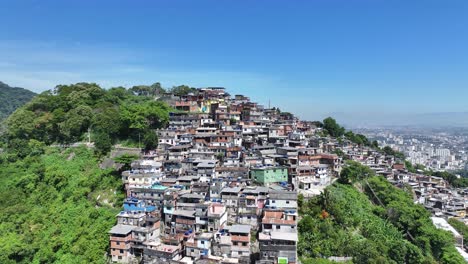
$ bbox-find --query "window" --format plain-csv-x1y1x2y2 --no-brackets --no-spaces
276,225,280,229
286,201,290,204
116,242,120,245
201,241,205,244
120,250,124,254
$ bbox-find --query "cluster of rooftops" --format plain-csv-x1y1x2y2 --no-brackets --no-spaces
108,87,463,263
107,87,347,264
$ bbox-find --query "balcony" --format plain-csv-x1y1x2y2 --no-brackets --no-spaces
132,236,146,242
259,244,296,252
176,218,195,225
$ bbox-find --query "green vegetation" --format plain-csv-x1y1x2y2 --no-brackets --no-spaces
322,117,376,147
0,82,186,263
323,117,345,138
448,218,468,244
129,82,166,96
433,171,468,188
169,85,198,96
404,161,468,188
382,145,406,160
4,83,171,156
338,160,374,184
333,148,345,159
299,162,464,263
113,154,139,171
0,81,36,122
0,146,124,263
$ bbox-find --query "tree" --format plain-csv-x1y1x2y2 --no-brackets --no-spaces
6,108,36,140
339,161,375,184
143,130,158,150
323,117,345,138
4,82,172,156
94,132,112,155
92,107,122,137
58,105,93,144
333,148,345,159
150,82,166,95
170,85,197,96
382,146,405,160
114,154,139,171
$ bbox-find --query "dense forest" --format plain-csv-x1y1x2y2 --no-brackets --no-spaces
0,146,124,263
0,82,179,263
298,161,464,264
3,83,173,157
0,81,36,122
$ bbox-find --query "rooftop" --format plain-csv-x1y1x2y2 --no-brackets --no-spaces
228,224,251,234
109,224,134,235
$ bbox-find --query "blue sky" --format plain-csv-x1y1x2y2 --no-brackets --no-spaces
1,0,468,123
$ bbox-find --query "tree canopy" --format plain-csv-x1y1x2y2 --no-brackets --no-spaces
322,117,375,147
0,146,124,263
382,146,406,160
323,117,345,138
4,83,172,155
169,85,198,96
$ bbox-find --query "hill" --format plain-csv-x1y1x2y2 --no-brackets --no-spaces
0,81,36,122
0,146,124,263
299,161,464,264
0,82,172,263
3,82,171,156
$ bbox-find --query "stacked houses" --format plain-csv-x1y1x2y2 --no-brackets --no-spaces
109,87,342,264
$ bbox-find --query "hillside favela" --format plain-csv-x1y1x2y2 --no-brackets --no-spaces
2,1,468,264
1,83,468,264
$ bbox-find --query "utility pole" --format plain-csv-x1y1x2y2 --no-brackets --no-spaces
139,132,141,150
88,126,91,144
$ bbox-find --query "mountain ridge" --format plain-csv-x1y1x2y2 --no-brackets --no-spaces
0,81,37,122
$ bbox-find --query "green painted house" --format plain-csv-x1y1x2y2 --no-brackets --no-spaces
250,166,288,184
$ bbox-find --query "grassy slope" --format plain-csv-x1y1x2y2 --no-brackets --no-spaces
0,146,124,264
299,178,464,264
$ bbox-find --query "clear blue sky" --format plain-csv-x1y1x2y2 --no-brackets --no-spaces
1,0,468,122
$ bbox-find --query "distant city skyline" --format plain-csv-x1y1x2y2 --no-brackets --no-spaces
1,0,468,124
